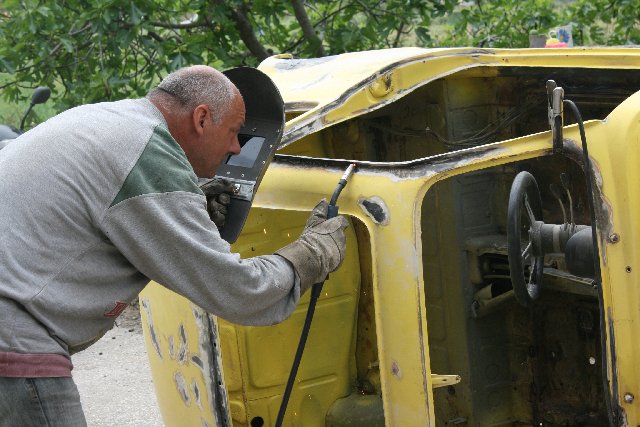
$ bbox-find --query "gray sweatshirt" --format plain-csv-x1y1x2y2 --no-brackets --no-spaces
0,98,298,370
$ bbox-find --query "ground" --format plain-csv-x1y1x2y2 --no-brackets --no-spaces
71,303,164,427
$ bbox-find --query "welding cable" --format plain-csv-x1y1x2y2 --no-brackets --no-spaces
275,163,356,427
564,99,617,424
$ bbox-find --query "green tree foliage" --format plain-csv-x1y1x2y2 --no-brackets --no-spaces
567,0,640,46
0,0,444,108
435,0,558,47
1,0,638,111
434,0,640,48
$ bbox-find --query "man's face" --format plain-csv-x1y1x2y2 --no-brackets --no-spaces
196,94,245,177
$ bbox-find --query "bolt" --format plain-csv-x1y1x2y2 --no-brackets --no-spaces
471,300,480,317
624,393,634,403
609,233,620,243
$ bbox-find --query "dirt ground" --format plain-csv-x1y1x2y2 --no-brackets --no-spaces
71,303,164,427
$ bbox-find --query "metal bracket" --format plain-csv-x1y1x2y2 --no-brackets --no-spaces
431,374,462,389
546,80,565,153
230,178,256,202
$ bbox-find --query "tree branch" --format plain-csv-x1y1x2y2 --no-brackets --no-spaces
149,19,207,30
69,22,92,36
290,0,325,56
0,80,18,90
353,0,386,21
211,0,269,61
147,30,165,43
392,22,405,48
283,1,352,53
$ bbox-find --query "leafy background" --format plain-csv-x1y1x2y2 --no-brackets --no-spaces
1,0,638,126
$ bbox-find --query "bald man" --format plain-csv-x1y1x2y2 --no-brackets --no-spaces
0,65,348,426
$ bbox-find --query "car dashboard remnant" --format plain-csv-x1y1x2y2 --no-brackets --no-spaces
139,47,640,426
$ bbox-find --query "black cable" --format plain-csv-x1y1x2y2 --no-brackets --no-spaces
275,164,356,427
563,101,600,277
564,99,617,425
274,282,323,427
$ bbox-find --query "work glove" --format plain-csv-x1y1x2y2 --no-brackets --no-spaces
200,178,236,229
275,199,349,294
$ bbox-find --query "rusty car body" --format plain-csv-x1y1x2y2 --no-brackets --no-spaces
139,47,640,426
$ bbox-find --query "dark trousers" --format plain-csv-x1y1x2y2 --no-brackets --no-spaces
0,377,86,427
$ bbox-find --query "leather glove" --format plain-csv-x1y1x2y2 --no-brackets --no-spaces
200,178,235,228
275,199,349,294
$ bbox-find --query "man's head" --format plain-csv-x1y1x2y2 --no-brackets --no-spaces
148,65,245,178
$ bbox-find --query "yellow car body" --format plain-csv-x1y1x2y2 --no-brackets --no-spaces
140,47,640,426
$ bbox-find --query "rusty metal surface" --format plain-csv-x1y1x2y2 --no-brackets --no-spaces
141,47,640,425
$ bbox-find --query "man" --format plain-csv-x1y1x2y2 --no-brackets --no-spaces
0,65,348,426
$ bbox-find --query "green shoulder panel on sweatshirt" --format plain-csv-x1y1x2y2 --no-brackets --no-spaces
110,126,203,207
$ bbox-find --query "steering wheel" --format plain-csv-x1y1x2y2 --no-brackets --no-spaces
507,171,545,307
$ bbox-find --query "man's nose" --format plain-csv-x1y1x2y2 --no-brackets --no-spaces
230,136,242,155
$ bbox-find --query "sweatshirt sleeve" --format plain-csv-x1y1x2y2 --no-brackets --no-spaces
99,126,300,326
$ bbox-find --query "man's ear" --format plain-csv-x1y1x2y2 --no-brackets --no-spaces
192,104,209,136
